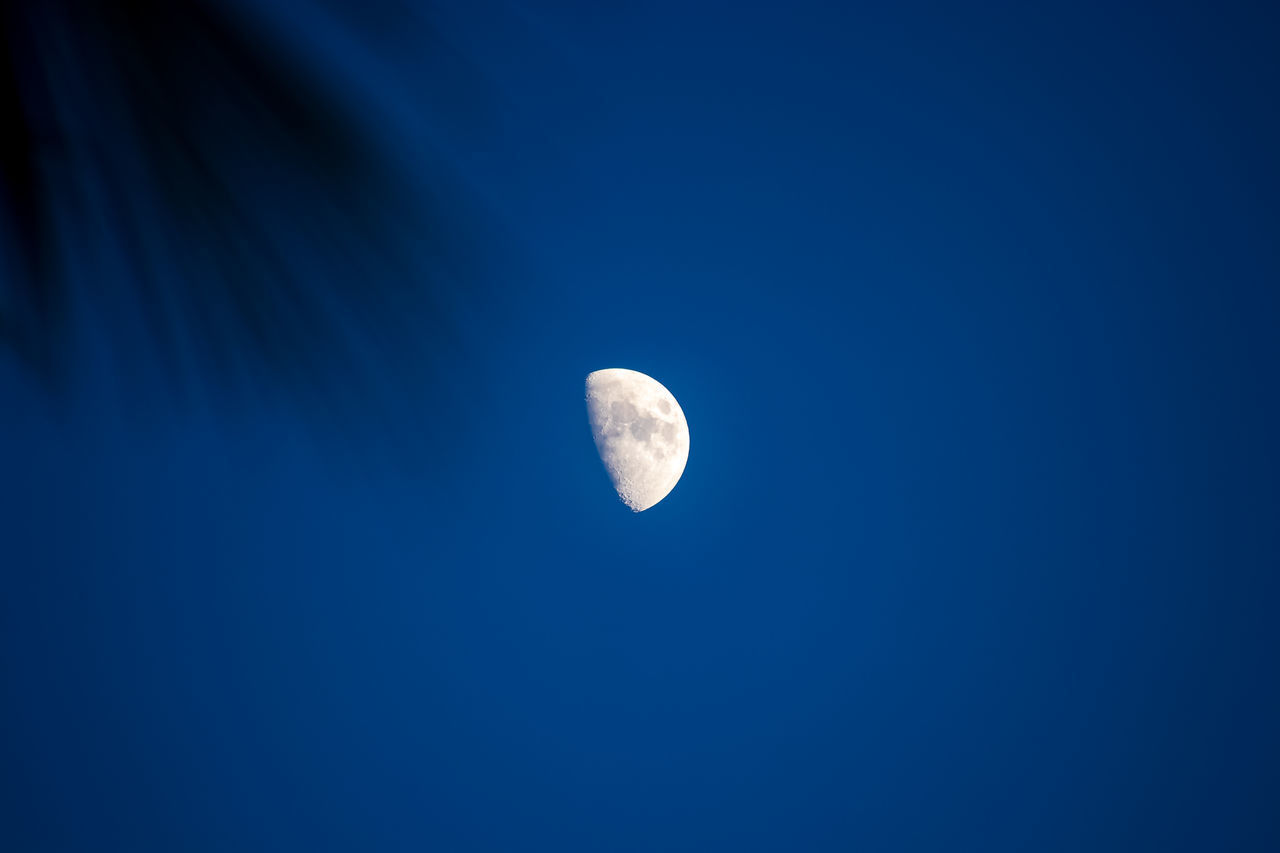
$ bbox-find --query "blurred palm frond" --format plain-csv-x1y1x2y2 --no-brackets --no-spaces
0,0,490,410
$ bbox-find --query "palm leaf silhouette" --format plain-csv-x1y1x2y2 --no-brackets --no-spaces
1,0,490,411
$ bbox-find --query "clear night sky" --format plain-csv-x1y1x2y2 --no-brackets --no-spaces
3,1,1279,850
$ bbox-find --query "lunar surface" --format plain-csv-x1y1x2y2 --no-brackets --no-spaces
585,368,689,512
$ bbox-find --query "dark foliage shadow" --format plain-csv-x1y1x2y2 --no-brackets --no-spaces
1,0,499,440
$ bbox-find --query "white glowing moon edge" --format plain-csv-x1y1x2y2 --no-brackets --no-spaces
585,368,689,512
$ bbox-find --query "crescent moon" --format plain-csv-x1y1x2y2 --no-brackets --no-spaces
585,368,690,512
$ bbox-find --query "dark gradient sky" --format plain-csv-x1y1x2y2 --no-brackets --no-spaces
4,1,1279,850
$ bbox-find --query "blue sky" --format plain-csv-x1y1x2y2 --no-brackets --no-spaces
3,1,1279,850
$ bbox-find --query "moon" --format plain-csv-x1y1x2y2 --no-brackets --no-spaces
585,368,690,512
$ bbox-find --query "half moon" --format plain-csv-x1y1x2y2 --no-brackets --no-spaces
585,368,690,512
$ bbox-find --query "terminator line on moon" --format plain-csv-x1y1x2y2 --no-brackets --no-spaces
586,369,690,512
